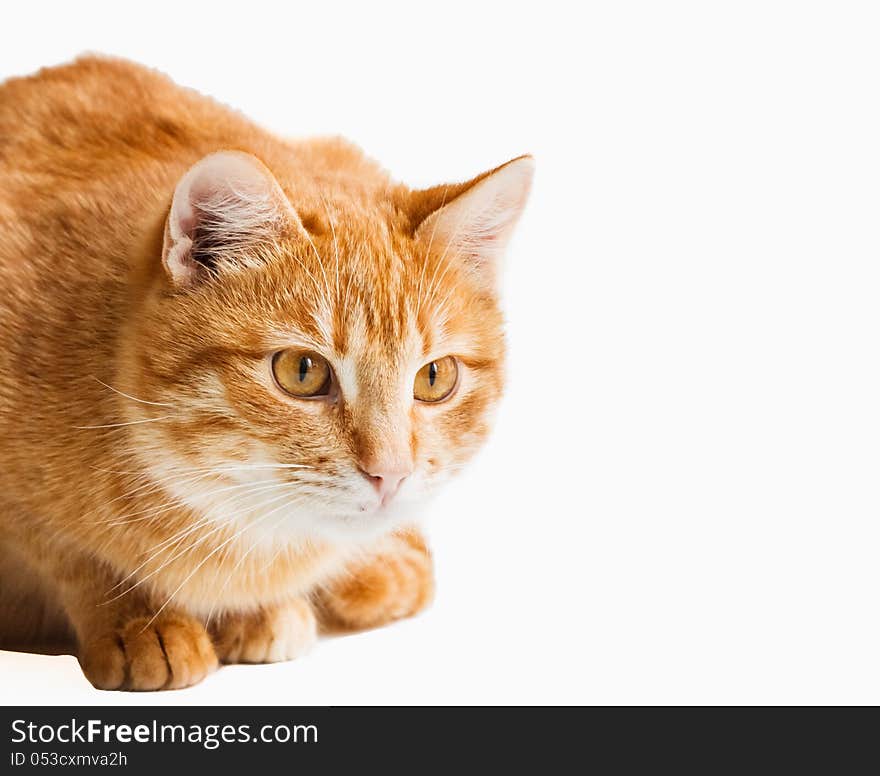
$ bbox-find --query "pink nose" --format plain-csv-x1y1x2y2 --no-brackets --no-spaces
358,463,411,505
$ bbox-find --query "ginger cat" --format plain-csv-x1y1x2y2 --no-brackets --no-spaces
0,56,533,690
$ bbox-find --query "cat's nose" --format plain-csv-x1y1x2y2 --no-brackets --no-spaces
358,461,412,505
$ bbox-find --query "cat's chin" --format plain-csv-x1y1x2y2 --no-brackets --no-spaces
268,497,418,547
305,505,417,545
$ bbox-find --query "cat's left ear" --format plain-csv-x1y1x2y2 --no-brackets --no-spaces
413,155,534,291
162,151,300,287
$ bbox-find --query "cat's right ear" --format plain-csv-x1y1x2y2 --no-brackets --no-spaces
410,156,534,294
162,152,300,287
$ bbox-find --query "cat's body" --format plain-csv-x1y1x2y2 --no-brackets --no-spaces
0,57,532,689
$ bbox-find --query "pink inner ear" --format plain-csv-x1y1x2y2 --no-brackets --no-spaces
161,152,294,287
163,234,196,284
170,197,197,242
414,156,534,288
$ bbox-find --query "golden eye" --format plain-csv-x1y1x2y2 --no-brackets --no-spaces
414,356,458,402
272,350,332,397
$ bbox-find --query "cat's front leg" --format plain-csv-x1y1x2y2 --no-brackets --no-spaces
209,598,317,664
56,557,218,691
313,529,435,632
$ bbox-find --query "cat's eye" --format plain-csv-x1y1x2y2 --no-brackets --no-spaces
272,350,332,397
414,356,458,403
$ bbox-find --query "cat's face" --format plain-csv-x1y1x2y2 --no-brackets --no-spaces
126,152,532,545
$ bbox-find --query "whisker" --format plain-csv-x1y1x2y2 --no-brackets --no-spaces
96,466,250,516
106,481,289,593
100,477,284,527
285,248,334,341
94,462,314,477
91,376,173,407
96,461,315,513
416,185,450,319
424,244,464,311
422,193,480,311
106,514,214,593
74,416,171,430
88,463,317,529
301,222,333,312
430,284,459,323
103,487,296,605
140,493,306,630
203,512,286,625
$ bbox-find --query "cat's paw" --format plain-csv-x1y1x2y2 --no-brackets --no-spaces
78,613,217,691
210,598,317,664
315,533,435,631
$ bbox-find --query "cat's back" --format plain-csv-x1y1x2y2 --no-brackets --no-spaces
0,56,263,322
0,56,382,265
0,56,248,186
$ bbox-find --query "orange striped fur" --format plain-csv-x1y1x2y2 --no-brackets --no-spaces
0,56,532,689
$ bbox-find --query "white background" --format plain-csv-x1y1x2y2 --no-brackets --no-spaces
2,1,879,705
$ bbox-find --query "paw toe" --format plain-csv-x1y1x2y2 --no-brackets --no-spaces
80,615,217,691
155,617,217,690
79,635,127,691
120,618,170,691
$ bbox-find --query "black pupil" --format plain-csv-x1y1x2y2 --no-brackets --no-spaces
299,357,311,383
428,362,437,386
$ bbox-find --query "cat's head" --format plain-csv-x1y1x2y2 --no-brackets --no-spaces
124,149,533,544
